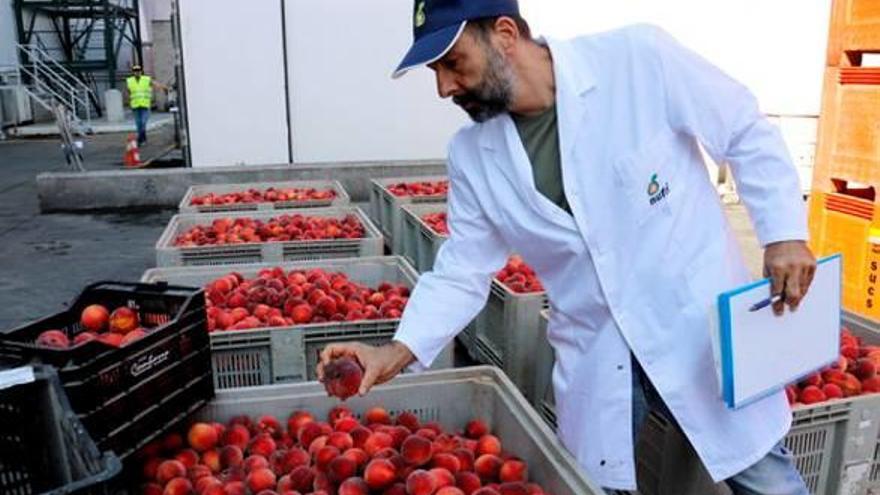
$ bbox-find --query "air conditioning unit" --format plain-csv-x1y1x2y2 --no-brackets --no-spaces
0,86,33,126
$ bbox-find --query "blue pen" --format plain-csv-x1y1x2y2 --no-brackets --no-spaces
748,294,785,312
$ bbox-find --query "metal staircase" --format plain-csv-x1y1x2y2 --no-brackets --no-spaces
0,43,96,135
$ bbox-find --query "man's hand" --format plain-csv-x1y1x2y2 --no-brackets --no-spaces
763,240,817,315
317,341,415,396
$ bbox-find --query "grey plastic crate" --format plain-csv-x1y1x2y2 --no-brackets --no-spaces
155,206,383,267
0,365,122,495
399,202,448,273
467,279,549,403
178,179,350,213
195,366,605,495
534,311,880,495
368,175,447,253
534,309,557,427
142,256,453,389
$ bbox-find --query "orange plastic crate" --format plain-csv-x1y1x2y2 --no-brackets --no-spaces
811,66,880,194
808,191,880,319
827,0,880,67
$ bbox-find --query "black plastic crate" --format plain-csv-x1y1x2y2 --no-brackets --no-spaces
0,365,121,494
0,282,215,459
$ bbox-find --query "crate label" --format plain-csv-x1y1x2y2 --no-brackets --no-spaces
866,245,880,312
131,349,172,378
0,366,35,390
859,419,872,429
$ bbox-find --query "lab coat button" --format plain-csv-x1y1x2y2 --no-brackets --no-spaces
600,460,606,466
617,364,624,370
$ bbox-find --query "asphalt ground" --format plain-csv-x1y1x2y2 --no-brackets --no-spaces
0,124,764,330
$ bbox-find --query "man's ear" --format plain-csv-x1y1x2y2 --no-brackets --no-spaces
493,16,520,54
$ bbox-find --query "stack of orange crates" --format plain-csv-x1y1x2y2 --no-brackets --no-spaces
809,0,880,319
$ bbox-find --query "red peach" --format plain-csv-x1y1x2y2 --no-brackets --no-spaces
249,433,277,457
223,481,247,495
327,431,354,451
328,455,358,483
464,420,489,439
298,422,324,449
396,411,421,431
109,306,139,334
224,425,251,451
188,423,219,452
406,470,437,495
437,488,466,495
97,332,123,347
220,445,244,469
364,431,395,457
452,449,475,472
286,465,315,492
498,459,527,482
189,465,212,481
498,482,529,495
823,383,844,400
364,458,397,490
315,446,341,471
383,483,408,495
334,416,360,433
257,415,283,438
73,331,98,346
351,426,372,449
163,477,193,495
244,455,270,472
158,460,189,483
366,407,392,425
402,435,433,466
432,453,462,473
195,476,222,494
338,477,370,495
854,358,877,380
472,489,501,495
81,304,109,332
799,385,826,405
322,357,364,400
35,329,69,349
287,410,315,436
342,447,369,468
476,435,501,457
143,483,163,495
456,472,483,494
430,467,455,488
246,468,277,493
474,455,503,481
863,376,880,393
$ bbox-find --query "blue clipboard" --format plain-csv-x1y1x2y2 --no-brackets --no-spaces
714,255,842,409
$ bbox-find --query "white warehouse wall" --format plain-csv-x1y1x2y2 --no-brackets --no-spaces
520,0,832,116
0,0,17,67
179,0,831,166
284,0,467,164
178,0,290,168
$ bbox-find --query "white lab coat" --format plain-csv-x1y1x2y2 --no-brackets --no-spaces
393,24,807,490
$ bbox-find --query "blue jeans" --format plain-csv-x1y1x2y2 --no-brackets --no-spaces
133,107,149,145
631,355,809,495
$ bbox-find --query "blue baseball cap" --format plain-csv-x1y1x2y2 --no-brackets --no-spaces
393,0,520,79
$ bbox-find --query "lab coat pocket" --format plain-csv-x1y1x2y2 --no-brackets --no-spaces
612,129,680,226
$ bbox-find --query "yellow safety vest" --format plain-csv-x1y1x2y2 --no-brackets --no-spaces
126,75,152,109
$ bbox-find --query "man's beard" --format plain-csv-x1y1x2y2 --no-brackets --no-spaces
452,43,514,123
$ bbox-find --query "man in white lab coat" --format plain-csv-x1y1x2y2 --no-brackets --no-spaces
319,0,817,492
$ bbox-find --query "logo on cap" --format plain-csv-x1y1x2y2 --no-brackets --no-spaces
415,1,426,28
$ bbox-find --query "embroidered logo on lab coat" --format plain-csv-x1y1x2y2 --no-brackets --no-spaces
648,173,670,205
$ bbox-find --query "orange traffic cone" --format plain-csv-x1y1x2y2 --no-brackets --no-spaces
123,133,141,168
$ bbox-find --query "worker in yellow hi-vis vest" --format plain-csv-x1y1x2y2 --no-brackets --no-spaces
126,64,168,146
